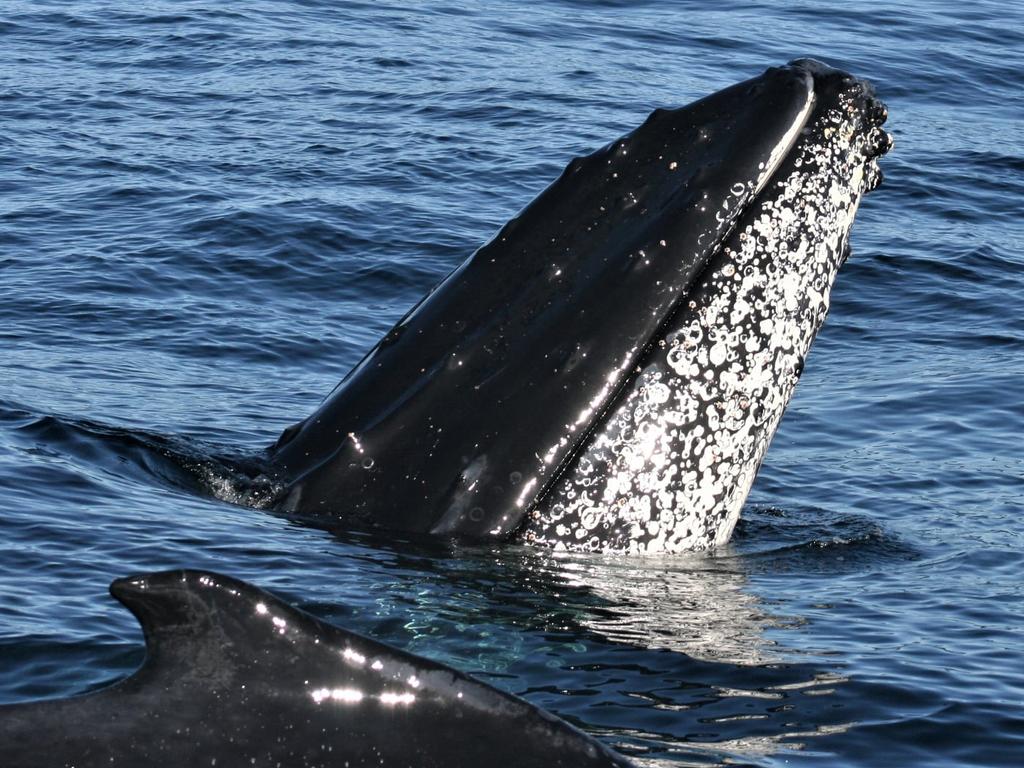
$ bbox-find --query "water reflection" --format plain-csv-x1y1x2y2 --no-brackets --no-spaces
540,548,783,665
285,523,869,766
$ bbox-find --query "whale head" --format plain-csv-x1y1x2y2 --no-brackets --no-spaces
267,59,891,553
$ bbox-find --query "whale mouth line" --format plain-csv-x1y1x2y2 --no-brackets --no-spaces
519,75,823,525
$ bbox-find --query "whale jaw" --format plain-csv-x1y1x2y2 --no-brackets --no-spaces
524,61,891,554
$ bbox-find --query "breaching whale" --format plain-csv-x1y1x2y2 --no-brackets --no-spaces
0,570,634,767
267,59,891,554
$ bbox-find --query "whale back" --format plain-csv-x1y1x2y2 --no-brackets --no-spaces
0,570,633,767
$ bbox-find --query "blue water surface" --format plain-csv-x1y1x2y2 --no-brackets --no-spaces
2,1,1023,765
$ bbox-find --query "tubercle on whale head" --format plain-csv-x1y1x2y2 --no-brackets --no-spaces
785,58,893,169
264,60,890,551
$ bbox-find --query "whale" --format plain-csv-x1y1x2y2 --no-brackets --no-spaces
0,570,634,767
0,60,891,767
266,59,891,554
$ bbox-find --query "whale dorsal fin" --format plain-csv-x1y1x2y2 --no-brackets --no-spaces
118,571,635,765
0,570,632,766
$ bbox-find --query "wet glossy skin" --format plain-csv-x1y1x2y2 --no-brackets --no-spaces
269,62,818,537
0,570,633,767
268,60,890,551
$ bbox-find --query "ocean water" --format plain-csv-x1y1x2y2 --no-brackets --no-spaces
1,1,1022,765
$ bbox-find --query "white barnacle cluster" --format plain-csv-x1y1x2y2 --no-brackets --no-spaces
524,86,876,554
